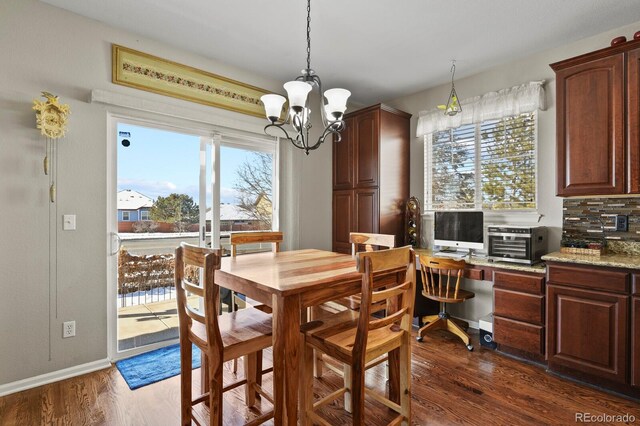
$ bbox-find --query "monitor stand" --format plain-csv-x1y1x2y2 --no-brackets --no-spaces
435,247,475,259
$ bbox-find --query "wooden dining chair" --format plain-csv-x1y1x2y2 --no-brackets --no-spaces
229,231,283,312
175,243,274,426
228,231,282,373
312,232,396,379
416,255,475,351
300,246,416,426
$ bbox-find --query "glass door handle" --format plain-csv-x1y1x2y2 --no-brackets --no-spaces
110,232,121,256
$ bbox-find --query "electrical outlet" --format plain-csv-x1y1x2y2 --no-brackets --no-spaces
63,321,76,338
615,215,629,232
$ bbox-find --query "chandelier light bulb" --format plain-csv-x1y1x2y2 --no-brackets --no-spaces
261,94,286,123
324,88,351,118
284,81,312,110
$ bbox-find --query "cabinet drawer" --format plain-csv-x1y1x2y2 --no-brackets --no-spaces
548,264,629,294
494,288,544,325
494,271,545,294
494,316,544,355
464,267,484,281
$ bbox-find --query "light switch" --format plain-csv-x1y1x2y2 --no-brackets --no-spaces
63,214,76,231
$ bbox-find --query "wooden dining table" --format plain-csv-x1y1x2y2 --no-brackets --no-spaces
213,248,403,426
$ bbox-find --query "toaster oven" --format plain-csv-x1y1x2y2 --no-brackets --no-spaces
487,226,547,265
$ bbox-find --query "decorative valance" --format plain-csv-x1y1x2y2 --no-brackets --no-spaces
416,81,546,137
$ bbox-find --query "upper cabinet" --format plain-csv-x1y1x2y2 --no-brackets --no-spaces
551,40,640,196
332,104,410,254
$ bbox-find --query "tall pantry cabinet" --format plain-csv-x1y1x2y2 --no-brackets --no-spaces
332,104,411,254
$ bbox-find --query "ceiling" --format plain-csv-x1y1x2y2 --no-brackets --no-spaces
41,0,640,104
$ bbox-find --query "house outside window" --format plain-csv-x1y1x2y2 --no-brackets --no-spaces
417,81,545,212
122,211,131,221
140,210,150,221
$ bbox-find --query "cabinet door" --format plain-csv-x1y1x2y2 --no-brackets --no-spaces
354,110,379,188
555,54,625,196
547,284,628,384
332,190,354,254
633,297,639,388
333,116,354,190
354,188,379,234
628,48,640,193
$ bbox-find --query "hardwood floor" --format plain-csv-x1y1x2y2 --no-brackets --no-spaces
1,330,639,425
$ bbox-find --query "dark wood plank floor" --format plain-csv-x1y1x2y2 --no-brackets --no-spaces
1,330,639,425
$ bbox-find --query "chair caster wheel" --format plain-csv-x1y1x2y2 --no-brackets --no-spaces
416,336,424,342
467,344,474,351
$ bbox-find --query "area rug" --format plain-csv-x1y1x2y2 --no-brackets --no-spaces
116,343,201,390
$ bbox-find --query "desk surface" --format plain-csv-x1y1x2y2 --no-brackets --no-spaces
415,248,546,274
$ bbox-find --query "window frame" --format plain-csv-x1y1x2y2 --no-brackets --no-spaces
121,211,131,221
139,210,149,221
424,111,538,213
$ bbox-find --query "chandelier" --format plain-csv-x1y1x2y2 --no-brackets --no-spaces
260,0,351,155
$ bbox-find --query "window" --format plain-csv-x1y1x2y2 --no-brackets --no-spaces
140,210,150,221
122,211,130,221
425,112,536,211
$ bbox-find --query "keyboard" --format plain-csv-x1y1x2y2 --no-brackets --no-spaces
434,252,467,259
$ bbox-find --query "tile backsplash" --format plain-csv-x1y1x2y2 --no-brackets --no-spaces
563,197,640,252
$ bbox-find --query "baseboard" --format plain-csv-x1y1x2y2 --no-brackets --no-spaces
0,358,112,397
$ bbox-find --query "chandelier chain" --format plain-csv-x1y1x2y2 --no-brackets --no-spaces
450,60,456,86
306,0,311,71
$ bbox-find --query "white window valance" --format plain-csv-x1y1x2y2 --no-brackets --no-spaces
416,81,546,137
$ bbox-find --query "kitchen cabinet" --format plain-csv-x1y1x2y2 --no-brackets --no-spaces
547,263,634,392
332,104,410,253
492,271,546,359
551,40,640,196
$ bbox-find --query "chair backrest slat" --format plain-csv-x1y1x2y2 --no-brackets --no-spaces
349,232,395,256
371,281,410,304
419,256,465,300
368,308,407,331
185,304,206,324
354,246,416,362
230,231,283,257
183,279,204,297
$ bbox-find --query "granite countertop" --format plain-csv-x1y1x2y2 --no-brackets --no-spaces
542,251,640,270
414,248,546,274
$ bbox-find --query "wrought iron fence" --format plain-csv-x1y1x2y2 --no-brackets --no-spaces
117,247,175,308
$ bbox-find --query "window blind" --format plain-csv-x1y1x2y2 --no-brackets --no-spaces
426,112,536,211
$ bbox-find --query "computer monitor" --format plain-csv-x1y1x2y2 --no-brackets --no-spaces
434,211,484,250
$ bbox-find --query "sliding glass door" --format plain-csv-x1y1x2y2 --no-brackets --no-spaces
108,116,278,359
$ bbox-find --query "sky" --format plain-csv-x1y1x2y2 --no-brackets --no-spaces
117,123,270,206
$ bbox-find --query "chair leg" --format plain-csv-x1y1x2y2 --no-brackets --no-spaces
233,358,238,375
446,319,471,346
416,316,445,341
179,342,192,426
399,333,411,425
420,314,439,326
351,361,366,426
208,359,224,426
244,353,257,407
451,317,469,331
310,306,324,378
343,365,352,413
300,342,315,426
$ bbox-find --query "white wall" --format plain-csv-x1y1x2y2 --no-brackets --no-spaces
386,20,640,324
0,0,327,386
